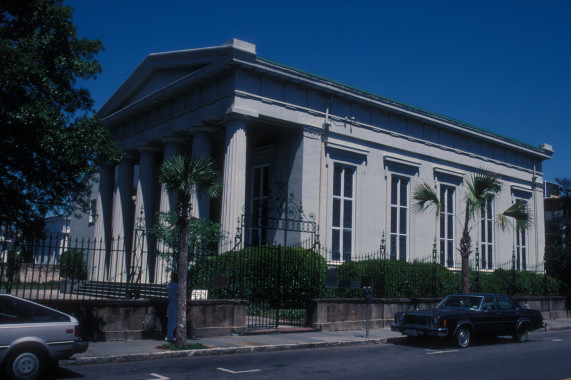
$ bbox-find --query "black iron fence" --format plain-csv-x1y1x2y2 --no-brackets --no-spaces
1,233,566,306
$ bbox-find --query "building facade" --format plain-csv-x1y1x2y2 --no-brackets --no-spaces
84,39,552,282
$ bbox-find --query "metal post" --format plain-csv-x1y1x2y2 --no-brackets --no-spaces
511,246,516,295
432,238,437,297
475,245,480,293
366,303,370,338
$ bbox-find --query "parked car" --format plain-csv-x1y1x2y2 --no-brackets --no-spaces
391,293,546,348
0,293,88,380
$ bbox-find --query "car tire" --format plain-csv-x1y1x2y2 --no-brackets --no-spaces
455,326,471,348
513,324,529,343
5,348,45,380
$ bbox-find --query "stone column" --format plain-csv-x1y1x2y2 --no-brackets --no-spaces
134,147,159,283
93,164,115,281
111,155,135,281
157,138,184,281
220,117,247,249
191,131,212,219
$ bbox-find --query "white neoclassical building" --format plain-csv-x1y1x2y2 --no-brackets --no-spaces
82,39,553,282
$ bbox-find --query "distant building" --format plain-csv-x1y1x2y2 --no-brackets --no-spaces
544,181,569,249
81,39,552,281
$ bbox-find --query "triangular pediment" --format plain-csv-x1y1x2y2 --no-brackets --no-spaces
121,65,206,107
98,39,256,118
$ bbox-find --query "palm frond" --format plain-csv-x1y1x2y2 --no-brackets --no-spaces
497,199,532,231
412,182,441,216
159,154,222,199
464,169,502,220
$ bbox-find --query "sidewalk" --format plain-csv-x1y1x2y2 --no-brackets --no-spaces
61,319,571,366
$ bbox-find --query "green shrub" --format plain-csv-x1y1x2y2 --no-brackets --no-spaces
331,259,460,298
188,245,327,308
59,249,87,280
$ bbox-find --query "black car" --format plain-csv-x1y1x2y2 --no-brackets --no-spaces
390,293,546,348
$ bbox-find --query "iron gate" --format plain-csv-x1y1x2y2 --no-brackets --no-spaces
235,185,320,329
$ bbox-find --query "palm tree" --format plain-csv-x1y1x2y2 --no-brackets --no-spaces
159,154,221,348
413,169,531,293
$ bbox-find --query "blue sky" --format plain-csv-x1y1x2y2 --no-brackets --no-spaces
67,0,570,183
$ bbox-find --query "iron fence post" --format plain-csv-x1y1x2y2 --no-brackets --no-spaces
475,245,480,293
379,232,386,297
275,244,282,328
511,246,516,296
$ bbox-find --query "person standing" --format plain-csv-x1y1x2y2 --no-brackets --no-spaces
166,271,179,343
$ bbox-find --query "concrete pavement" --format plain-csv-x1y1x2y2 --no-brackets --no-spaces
61,319,571,366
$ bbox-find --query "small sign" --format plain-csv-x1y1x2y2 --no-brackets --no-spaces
191,289,208,300
212,275,228,288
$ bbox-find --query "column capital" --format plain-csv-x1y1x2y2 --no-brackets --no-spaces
303,125,324,140
136,144,161,153
224,102,259,123
189,126,216,135
160,136,187,145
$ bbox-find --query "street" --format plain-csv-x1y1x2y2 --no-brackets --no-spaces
53,329,571,380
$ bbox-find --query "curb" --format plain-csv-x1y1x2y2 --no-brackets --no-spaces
61,337,391,366
60,324,571,367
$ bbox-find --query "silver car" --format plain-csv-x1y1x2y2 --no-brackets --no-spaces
0,293,88,380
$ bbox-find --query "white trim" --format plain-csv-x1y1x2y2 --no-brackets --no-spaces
325,137,369,156
510,184,533,195
433,166,465,179
384,154,421,169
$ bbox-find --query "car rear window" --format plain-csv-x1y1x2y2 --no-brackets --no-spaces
0,297,70,324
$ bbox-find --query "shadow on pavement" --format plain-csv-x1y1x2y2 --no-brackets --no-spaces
44,365,86,379
387,335,533,349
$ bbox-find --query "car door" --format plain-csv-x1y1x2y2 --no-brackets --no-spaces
497,295,520,334
474,296,502,334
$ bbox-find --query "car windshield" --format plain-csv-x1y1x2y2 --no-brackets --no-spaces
436,295,483,311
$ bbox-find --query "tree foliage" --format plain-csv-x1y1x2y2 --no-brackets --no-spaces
149,210,223,273
545,177,571,295
0,0,121,238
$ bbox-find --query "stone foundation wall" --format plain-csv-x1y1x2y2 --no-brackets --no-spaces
42,298,248,341
311,296,570,332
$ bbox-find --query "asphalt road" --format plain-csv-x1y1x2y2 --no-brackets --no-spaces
54,329,571,380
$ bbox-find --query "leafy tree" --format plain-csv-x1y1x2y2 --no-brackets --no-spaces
413,169,531,293
58,249,87,280
545,177,571,294
0,0,121,239
158,154,222,348
149,210,223,272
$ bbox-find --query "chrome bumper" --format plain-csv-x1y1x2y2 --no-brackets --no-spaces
391,323,448,337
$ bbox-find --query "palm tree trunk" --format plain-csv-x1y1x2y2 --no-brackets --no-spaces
175,197,190,348
459,228,472,293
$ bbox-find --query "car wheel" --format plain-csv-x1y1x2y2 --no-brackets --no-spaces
5,348,45,380
514,324,529,343
455,326,471,348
